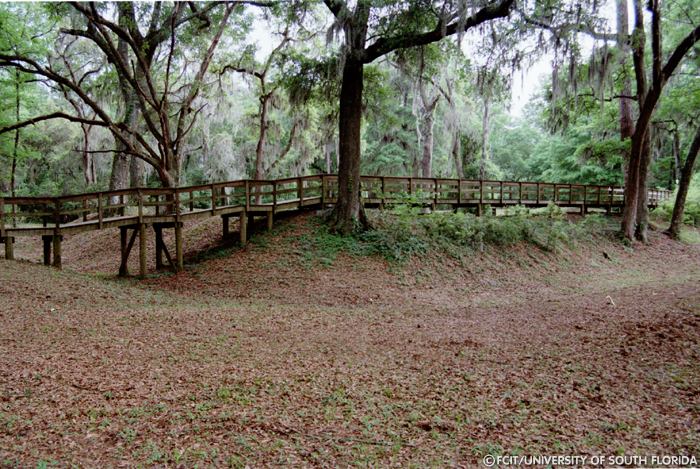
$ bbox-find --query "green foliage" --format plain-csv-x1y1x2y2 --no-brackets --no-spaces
654,177,700,227
297,203,608,266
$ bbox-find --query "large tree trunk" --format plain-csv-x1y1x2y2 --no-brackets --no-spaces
480,97,491,180
254,93,270,180
11,70,20,199
419,114,434,178
81,124,96,186
452,131,463,178
415,99,437,178
130,157,144,188
634,132,652,241
672,130,681,184
621,0,648,240
109,91,138,191
109,152,130,191
331,55,365,234
324,140,334,173
616,0,634,184
111,9,136,191
668,125,700,239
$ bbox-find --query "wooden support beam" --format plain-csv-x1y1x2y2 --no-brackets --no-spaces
0,198,5,239
154,225,164,270
42,235,51,266
222,215,230,239
175,222,183,271
4,236,14,260
239,210,247,245
267,211,273,231
52,235,62,269
162,240,175,270
139,223,147,278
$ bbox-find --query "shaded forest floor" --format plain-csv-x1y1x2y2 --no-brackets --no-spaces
1,213,699,466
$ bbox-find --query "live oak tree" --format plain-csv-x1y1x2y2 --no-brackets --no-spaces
667,124,700,239
322,0,514,234
620,0,700,241
0,2,256,188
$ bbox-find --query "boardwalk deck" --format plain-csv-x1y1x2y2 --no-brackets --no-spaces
0,174,671,276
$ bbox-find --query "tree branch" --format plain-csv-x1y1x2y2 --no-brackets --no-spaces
363,0,515,63
0,112,108,134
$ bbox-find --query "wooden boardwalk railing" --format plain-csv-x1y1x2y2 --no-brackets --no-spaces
0,174,672,276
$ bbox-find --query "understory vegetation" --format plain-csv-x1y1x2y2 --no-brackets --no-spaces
656,178,700,228
296,204,609,264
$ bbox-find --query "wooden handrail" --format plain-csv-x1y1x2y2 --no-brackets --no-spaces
0,174,673,234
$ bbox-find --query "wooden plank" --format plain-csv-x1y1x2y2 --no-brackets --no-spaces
4,236,13,260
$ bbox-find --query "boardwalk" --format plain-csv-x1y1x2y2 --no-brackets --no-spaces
0,175,671,276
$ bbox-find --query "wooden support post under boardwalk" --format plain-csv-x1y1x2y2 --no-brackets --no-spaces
154,225,164,270
119,227,129,276
222,215,229,238
42,236,51,266
139,223,147,278
267,211,273,231
3,237,14,260
239,211,247,245
52,235,62,269
175,222,183,271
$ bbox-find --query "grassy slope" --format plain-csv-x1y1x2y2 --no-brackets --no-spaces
1,214,699,466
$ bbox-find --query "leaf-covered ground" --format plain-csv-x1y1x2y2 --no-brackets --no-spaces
1,214,699,466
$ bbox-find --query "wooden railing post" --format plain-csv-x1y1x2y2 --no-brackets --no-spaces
479,180,484,205
297,177,303,204
54,198,61,230
518,182,523,205
97,193,103,229
245,180,250,211
433,178,438,207
211,183,216,213
273,181,277,209
536,183,541,205
53,198,62,269
0,197,4,240
381,176,386,207
189,190,194,212
137,190,143,223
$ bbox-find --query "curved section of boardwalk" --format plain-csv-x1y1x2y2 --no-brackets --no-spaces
0,175,671,276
